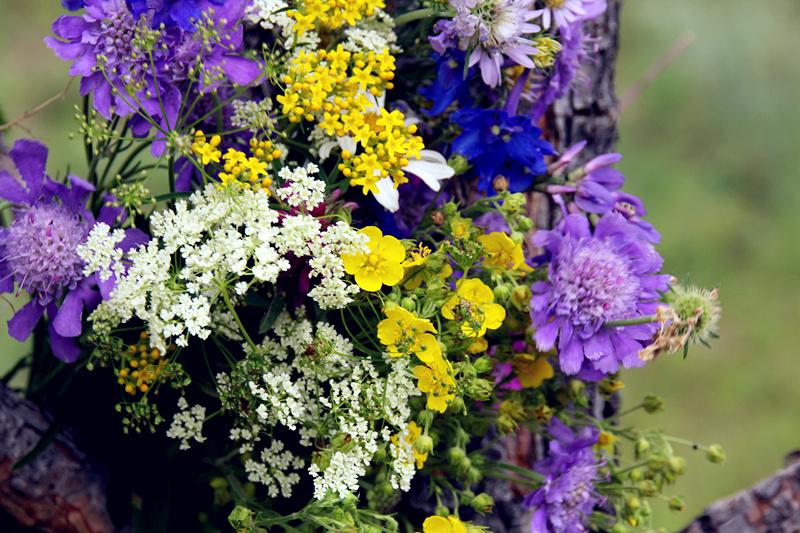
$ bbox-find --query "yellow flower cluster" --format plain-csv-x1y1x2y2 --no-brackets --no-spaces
413,356,456,413
117,332,169,395
277,46,425,196
192,133,281,193
442,278,507,338
191,131,222,165
288,0,385,35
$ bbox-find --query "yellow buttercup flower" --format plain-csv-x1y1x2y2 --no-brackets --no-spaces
467,337,489,354
377,305,441,363
441,278,507,337
402,243,432,289
423,515,467,533
413,356,456,413
391,421,428,469
478,232,532,272
342,226,405,291
512,353,554,388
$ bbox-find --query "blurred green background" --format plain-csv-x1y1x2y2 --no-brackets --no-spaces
1,1,798,530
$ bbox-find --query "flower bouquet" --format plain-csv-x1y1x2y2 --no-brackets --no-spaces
0,0,723,531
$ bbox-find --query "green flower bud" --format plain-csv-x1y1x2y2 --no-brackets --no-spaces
610,523,629,533
637,480,658,497
447,154,470,175
466,378,494,401
414,434,434,454
517,216,534,232
504,193,526,211
447,395,466,415
706,444,726,464
648,454,668,472
496,413,518,435
510,231,525,244
668,456,687,475
417,410,434,428
471,493,495,514
569,379,586,397
663,284,721,345
461,490,476,505
493,284,512,301
228,506,255,529
627,496,641,511
434,504,450,517
635,438,651,456
448,447,467,465
466,466,483,485
642,394,664,413
629,468,643,482
473,356,493,374
443,201,458,217
668,496,686,512
400,296,416,311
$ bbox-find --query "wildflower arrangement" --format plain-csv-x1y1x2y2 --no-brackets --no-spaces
0,0,725,531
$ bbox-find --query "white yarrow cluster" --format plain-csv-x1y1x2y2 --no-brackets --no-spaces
231,98,274,133
77,222,125,281
276,163,326,210
167,397,207,450
81,183,364,351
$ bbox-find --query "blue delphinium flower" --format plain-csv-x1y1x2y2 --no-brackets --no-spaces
126,0,226,31
62,0,85,10
530,213,670,375
524,418,604,533
451,108,554,192
420,52,474,116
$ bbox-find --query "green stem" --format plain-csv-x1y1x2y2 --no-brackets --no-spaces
220,285,257,352
605,315,658,328
394,7,436,26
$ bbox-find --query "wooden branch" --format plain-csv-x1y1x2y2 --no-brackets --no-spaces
0,383,113,533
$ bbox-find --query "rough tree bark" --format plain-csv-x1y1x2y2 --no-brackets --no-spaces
682,455,800,533
475,2,623,531
0,383,113,533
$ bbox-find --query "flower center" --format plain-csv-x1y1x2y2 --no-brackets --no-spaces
551,236,639,328
5,203,89,304
544,0,567,8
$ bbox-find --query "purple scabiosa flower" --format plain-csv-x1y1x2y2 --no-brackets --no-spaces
524,418,604,533
0,139,146,362
431,0,541,87
45,0,259,150
533,0,607,30
0,140,96,362
530,213,670,375
451,107,555,192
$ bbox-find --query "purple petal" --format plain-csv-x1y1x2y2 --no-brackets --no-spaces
120,228,150,251
52,290,84,337
49,322,81,363
534,319,560,351
8,300,45,341
10,139,48,199
583,331,613,361
585,152,621,173
559,337,584,374
0,170,31,204
222,56,262,86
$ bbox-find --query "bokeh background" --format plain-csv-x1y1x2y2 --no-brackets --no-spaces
1,1,798,530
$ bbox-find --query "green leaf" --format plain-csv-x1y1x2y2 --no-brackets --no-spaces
258,294,286,334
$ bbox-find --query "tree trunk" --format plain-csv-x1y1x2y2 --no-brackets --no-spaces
682,456,800,533
0,383,113,533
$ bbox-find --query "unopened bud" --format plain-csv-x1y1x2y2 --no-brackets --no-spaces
668,456,686,475
635,438,651,456
448,447,466,465
668,496,686,512
642,394,664,413
466,466,483,485
492,175,509,192
706,444,726,464
466,378,493,401
447,395,466,414
400,297,416,311
414,435,434,454
517,216,534,231
431,211,445,226
471,493,494,514
638,480,658,497
473,356,493,374
447,154,470,175
627,497,641,511
493,284,512,301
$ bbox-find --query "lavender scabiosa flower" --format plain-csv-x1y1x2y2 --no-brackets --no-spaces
0,139,146,362
431,0,541,87
46,0,259,146
530,213,670,375
0,140,96,362
524,418,604,533
549,143,660,243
